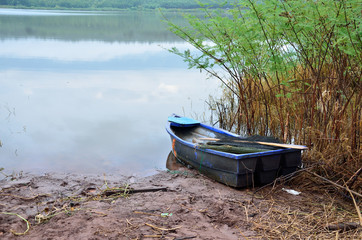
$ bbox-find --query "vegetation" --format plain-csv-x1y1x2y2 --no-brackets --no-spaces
167,0,361,192
0,0,222,10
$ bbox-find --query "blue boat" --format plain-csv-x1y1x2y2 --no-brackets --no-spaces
166,115,306,187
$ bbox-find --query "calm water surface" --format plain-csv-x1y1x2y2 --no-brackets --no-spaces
0,9,219,175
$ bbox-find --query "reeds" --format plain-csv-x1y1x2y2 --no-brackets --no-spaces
167,0,361,192
209,59,361,192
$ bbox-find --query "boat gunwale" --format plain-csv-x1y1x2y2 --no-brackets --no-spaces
166,121,300,160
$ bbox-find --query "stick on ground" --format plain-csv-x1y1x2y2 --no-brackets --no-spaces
306,170,362,198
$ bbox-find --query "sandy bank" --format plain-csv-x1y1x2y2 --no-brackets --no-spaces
0,165,360,239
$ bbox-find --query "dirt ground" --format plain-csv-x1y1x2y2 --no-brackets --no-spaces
0,160,361,240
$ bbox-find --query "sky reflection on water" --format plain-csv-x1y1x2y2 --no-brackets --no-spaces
0,40,195,71
0,8,119,16
0,39,219,176
0,8,220,176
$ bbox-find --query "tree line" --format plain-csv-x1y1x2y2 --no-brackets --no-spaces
0,0,219,10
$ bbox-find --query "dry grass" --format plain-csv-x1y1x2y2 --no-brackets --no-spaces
246,172,361,239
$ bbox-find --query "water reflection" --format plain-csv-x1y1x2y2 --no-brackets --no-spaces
0,40,193,70
165,151,183,171
0,40,191,61
0,8,107,16
0,53,219,175
0,9,185,42
0,9,219,176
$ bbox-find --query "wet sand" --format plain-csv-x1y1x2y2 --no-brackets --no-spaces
0,160,360,239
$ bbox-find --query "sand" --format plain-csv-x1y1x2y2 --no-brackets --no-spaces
0,161,360,239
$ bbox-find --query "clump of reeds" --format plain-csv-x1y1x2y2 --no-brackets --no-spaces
208,60,361,192
167,0,361,193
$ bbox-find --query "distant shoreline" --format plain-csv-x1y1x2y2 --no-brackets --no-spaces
0,5,206,12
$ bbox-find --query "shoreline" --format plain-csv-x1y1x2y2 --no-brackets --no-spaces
0,6,207,12
1,163,360,239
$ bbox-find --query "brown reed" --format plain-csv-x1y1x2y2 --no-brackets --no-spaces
166,0,361,196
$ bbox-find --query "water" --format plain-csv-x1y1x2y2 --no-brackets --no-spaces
0,9,219,175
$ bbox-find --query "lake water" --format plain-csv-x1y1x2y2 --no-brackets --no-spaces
0,9,219,176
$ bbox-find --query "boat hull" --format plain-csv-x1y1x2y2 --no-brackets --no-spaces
166,117,303,188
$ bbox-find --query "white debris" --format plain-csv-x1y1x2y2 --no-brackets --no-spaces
282,188,301,195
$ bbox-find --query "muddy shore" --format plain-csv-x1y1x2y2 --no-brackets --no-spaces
0,163,360,239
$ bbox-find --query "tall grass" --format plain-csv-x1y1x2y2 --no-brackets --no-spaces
167,0,361,191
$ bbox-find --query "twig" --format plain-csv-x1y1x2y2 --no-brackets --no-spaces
145,223,182,231
1,212,30,236
0,193,50,201
306,170,362,198
126,218,133,226
174,236,197,240
345,167,362,189
326,222,360,232
87,210,107,217
243,206,249,222
103,173,109,189
103,187,167,196
236,225,250,240
129,187,168,193
346,187,362,226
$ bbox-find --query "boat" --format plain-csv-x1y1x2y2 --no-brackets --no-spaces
166,115,306,188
